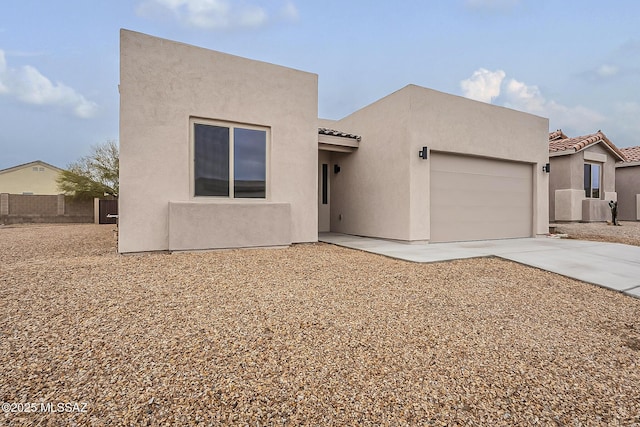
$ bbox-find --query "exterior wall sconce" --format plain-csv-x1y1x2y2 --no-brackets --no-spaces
542,163,551,173
334,164,341,174
419,147,428,159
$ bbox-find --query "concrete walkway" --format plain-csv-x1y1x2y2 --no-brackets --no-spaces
319,233,640,299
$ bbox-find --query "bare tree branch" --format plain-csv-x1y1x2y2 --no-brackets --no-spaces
57,140,119,200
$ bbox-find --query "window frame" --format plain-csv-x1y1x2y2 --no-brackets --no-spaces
583,162,601,199
190,117,270,200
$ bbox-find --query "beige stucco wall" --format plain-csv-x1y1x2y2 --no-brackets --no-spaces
554,189,584,221
329,87,413,240
582,199,612,222
168,202,291,250
550,143,619,222
329,85,548,241
616,164,640,221
119,30,318,252
0,163,62,195
548,155,575,221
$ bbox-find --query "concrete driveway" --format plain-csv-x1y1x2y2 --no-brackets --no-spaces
319,233,640,298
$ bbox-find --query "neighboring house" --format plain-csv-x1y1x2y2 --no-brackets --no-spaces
616,146,640,221
0,160,64,195
548,130,626,222
119,30,549,253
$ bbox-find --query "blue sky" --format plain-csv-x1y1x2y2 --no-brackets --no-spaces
1,0,639,170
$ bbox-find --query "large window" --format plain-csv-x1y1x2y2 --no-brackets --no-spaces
584,163,601,198
193,120,267,198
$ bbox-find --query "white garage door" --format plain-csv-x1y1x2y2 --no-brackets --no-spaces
430,153,533,243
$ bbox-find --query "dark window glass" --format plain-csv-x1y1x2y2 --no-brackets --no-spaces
584,163,601,199
233,128,266,198
584,164,591,198
322,164,328,204
194,124,229,196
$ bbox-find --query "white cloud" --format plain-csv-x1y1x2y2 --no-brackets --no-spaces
0,49,98,118
501,77,605,128
596,64,619,78
237,5,268,28
460,68,505,103
502,78,545,114
461,68,606,132
137,0,296,30
281,0,298,21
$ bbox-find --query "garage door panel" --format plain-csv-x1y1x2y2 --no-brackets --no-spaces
430,153,532,243
432,171,528,193
431,204,530,222
432,185,531,206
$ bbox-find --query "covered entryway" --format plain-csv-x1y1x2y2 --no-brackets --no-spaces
430,152,533,243
317,128,361,233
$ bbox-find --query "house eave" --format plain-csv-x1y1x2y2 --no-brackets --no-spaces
549,140,626,162
573,140,626,161
549,150,574,158
0,160,65,176
616,161,640,168
318,134,359,152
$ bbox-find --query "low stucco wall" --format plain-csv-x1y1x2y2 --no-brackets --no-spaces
555,189,584,221
168,202,291,251
582,199,611,222
549,155,576,222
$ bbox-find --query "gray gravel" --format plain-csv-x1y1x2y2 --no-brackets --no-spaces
555,221,640,247
1,224,639,425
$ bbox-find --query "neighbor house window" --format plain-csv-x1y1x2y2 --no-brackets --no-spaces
193,119,268,198
584,163,601,198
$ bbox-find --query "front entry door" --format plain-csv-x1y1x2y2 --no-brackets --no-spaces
318,151,331,232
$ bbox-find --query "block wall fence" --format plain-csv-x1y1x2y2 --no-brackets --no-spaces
0,193,94,224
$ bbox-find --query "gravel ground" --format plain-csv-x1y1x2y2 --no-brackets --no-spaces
1,224,639,426
555,221,640,247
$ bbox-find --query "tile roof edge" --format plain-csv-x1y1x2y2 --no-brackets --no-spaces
548,131,627,161
318,127,362,141
593,131,627,162
619,145,640,162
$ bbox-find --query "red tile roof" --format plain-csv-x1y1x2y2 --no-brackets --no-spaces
548,129,568,141
548,129,626,161
620,146,640,162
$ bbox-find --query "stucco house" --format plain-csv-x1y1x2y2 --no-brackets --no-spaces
119,30,549,253
0,160,64,195
548,130,626,222
616,146,640,221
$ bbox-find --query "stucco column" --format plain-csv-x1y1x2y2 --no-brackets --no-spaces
57,194,65,216
94,198,100,224
0,193,8,215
